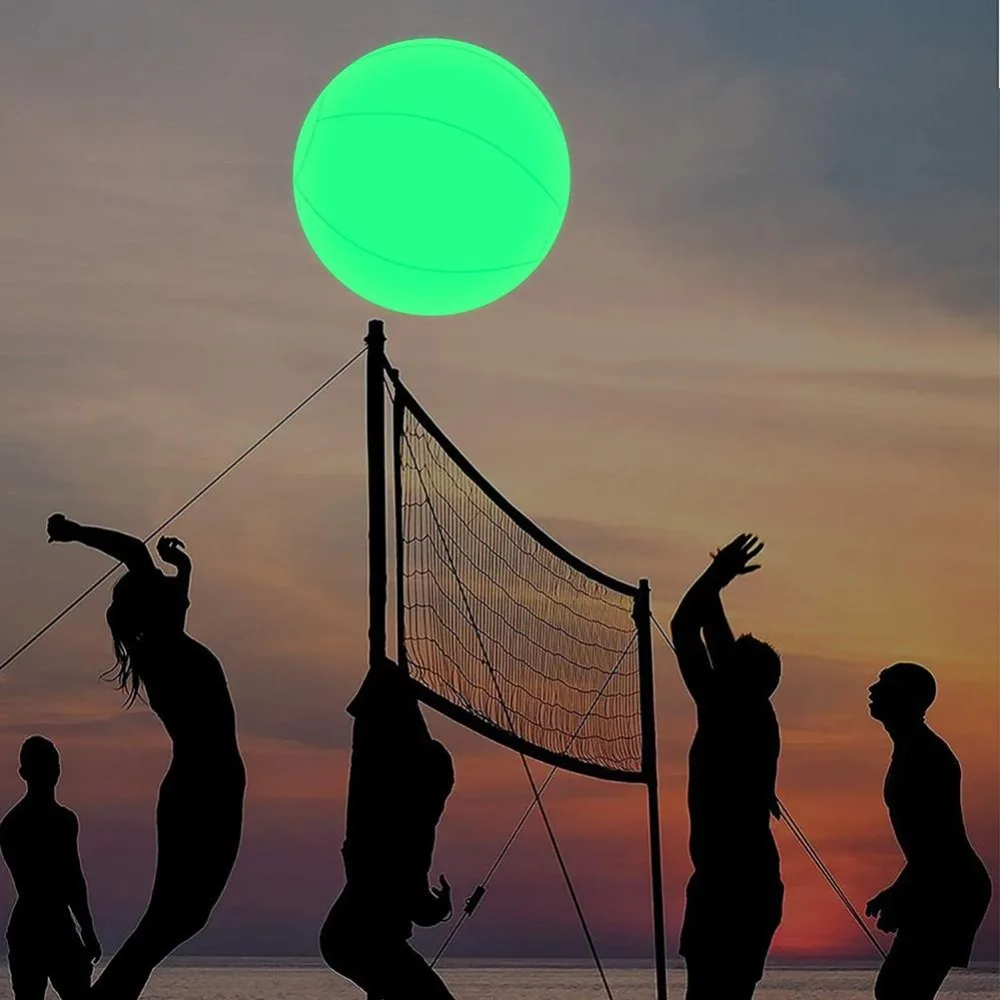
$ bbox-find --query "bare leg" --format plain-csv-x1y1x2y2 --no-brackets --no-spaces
89,906,208,1000
47,947,94,1000
89,809,239,1000
355,942,454,1000
90,750,243,1000
686,960,760,1000
7,950,48,1000
322,915,454,1000
874,937,951,1000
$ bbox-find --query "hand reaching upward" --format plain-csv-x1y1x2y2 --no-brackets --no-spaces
707,534,764,588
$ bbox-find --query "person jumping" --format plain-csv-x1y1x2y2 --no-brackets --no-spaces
47,514,246,1000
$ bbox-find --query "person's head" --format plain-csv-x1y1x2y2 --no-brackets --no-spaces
18,736,60,791
868,662,936,728
718,633,781,698
105,569,169,705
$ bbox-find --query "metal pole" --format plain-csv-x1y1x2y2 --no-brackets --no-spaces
365,318,387,671
390,368,407,673
636,578,668,1000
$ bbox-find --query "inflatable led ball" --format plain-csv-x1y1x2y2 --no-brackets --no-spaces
292,38,572,317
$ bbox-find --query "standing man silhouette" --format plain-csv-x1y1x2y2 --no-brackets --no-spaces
0,736,101,1000
670,534,783,1000
866,662,992,999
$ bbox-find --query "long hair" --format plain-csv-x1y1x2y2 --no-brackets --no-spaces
104,571,155,707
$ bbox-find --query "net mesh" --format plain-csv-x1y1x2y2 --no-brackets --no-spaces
395,394,644,781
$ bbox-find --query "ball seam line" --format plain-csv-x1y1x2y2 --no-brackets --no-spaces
293,182,546,276
314,111,566,209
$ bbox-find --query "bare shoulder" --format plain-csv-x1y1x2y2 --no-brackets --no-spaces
55,804,80,833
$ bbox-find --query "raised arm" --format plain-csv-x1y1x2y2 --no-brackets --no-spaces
701,586,735,670
156,536,191,599
670,534,764,701
670,575,717,703
64,812,101,964
47,514,154,574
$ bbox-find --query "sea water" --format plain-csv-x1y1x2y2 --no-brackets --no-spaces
6,957,994,999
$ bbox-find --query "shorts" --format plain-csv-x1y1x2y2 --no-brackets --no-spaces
892,868,993,969
679,870,784,983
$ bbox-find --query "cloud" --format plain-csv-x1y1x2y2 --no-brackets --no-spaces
0,0,994,961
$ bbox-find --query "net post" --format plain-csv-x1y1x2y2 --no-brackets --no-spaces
366,318,387,672
389,366,407,674
636,578,668,1000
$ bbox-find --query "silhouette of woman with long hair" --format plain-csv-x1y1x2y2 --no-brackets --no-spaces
46,514,246,1000
321,659,456,1000
670,534,783,1000
866,662,992,1000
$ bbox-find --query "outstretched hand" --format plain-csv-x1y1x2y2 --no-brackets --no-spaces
707,534,764,588
46,513,79,544
156,535,188,566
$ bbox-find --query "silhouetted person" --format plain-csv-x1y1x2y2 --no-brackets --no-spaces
866,662,992,1000
670,534,783,1000
321,659,456,1000
0,737,101,1000
46,514,246,1000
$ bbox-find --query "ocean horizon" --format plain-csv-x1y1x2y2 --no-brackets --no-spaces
142,955,1000,971
1,956,994,999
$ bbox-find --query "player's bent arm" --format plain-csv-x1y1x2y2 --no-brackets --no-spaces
410,873,452,927
878,862,915,901
411,889,451,927
173,557,192,602
57,520,155,574
156,537,192,597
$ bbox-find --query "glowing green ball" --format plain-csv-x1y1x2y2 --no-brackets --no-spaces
292,38,571,317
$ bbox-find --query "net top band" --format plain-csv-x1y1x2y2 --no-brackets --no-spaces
387,363,641,600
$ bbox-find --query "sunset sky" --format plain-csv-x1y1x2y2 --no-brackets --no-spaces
0,0,996,965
